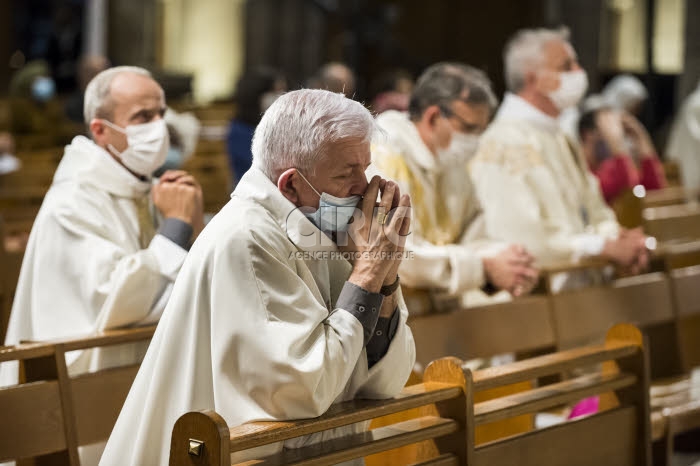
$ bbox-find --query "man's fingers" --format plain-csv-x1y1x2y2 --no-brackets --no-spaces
361,176,382,222
159,170,188,182
173,175,198,187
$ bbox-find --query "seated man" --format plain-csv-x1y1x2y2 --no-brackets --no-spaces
470,28,648,290
3,66,204,379
101,89,416,466
579,107,666,205
372,62,538,306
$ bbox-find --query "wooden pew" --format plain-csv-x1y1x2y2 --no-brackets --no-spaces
168,324,650,466
0,325,156,464
612,185,699,229
643,204,700,242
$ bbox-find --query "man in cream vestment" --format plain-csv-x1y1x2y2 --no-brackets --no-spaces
0,66,205,466
470,28,647,290
372,63,539,308
100,90,415,466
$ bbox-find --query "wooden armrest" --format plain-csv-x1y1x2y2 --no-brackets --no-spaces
474,372,637,425
228,383,462,452
0,343,55,363
233,416,458,466
471,340,638,391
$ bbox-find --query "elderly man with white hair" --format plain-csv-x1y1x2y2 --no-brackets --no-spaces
100,89,416,466
470,28,648,290
3,66,204,380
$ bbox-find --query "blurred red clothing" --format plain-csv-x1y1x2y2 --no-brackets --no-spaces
593,154,666,204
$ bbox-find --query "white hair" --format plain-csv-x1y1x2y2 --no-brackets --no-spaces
83,66,152,126
504,27,570,93
252,89,376,180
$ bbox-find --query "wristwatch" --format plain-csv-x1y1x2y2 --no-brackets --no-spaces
380,275,400,296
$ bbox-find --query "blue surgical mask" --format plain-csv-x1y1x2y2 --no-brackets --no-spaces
296,170,361,233
31,76,56,103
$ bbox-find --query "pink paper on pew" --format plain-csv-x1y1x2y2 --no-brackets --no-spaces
568,396,600,419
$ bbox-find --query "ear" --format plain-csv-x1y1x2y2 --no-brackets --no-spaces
277,168,300,205
89,118,107,145
422,105,441,128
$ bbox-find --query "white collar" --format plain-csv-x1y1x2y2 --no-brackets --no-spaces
496,92,562,134
375,110,438,171
232,167,340,253
54,135,152,198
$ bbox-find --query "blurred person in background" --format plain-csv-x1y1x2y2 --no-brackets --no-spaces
579,107,665,205
666,80,700,190
226,67,286,182
470,28,648,291
601,74,648,117
370,69,414,115
372,62,538,307
314,62,356,98
65,55,110,123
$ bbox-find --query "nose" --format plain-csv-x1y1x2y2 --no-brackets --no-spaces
352,172,369,196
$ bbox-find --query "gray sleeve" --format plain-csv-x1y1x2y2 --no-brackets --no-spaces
157,218,193,250
366,307,400,368
336,281,384,345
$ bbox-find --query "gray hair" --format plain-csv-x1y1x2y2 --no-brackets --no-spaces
83,66,152,126
504,27,570,93
252,89,376,180
408,62,498,120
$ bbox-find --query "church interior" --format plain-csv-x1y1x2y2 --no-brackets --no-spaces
1,0,700,465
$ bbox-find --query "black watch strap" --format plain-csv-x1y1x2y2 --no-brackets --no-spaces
380,275,400,296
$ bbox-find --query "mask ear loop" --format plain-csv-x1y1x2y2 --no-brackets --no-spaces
100,120,127,157
295,169,322,198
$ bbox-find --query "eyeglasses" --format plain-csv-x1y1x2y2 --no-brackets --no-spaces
438,104,481,134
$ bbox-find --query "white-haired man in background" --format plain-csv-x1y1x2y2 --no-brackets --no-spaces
470,28,648,291
101,89,416,466
372,62,538,308
3,66,203,379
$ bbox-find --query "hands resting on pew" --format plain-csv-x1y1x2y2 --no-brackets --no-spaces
483,244,539,297
601,226,649,275
152,169,205,240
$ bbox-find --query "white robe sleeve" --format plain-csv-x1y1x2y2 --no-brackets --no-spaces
41,202,186,333
210,228,381,420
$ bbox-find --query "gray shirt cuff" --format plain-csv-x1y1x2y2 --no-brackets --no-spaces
366,307,400,368
158,218,193,250
336,281,384,345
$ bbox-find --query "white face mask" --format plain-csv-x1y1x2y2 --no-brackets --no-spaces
547,70,588,111
296,170,361,233
103,119,170,176
437,132,481,166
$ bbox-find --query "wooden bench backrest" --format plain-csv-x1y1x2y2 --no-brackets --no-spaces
170,358,470,466
0,344,79,464
643,204,700,242
458,323,651,466
169,324,649,466
409,295,555,369
548,272,674,349
0,326,156,463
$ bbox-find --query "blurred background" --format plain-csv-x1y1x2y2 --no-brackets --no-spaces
0,0,697,147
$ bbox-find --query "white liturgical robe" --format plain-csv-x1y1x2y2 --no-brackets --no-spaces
666,83,700,190
371,111,507,306
100,167,416,466
470,94,620,291
2,135,188,385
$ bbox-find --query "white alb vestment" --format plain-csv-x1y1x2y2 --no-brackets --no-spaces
100,167,415,466
2,135,187,381
470,94,620,289
666,83,700,190
371,111,506,306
